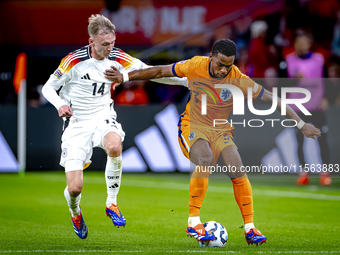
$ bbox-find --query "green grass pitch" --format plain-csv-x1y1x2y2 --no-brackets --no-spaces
0,172,339,254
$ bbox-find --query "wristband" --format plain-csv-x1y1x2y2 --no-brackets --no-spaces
297,120,305,129
123,72,129,83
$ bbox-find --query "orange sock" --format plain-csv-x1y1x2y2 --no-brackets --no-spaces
188,166,210,217
231,176,254,224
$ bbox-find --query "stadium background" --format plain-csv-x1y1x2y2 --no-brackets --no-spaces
0,0,339,173
1,1,340,254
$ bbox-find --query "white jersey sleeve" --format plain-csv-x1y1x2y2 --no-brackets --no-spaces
42,66,70,110
109,48,188,87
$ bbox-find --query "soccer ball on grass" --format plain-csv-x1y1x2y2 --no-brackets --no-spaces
198,221,228,247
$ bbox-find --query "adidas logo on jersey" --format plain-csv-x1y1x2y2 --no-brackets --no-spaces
81,73,91,80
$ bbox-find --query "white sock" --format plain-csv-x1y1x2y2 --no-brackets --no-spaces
244,223,255,233
64,187,81,217
188,216,201,227
105,155,122,207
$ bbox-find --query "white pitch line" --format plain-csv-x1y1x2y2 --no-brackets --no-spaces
0,250,339,254
0,251,143,253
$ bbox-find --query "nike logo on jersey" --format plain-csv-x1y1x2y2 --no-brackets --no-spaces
242,203,251,206
81,73,91,80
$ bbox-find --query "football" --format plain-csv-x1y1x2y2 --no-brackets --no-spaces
198,221,228,247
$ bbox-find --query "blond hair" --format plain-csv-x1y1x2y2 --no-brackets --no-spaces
88,14,115,37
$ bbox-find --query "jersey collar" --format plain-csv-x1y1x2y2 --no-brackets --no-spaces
87,45,92,59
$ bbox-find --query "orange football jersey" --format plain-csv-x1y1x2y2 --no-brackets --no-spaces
173,56,264,130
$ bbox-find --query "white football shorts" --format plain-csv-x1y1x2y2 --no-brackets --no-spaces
60,116,125,172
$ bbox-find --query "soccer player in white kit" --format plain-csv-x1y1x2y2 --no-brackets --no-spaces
42,14,188,239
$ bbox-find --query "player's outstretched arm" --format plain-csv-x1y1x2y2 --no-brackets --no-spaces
104,65,175,85
299,123,322,139
259,89,321,140
130,65,175,79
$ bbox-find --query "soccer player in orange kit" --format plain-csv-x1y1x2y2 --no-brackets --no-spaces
104,39,321,245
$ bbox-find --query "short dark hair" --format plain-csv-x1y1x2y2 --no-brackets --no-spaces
212,39,237,57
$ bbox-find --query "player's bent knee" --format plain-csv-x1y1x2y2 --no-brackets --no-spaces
106,143,122,157
68,185,82,197
103,132,122,157
67,179,83,196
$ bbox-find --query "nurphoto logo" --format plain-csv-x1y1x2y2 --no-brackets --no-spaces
199,84,312,128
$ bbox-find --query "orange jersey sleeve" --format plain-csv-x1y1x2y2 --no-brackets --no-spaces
172,56,210,79
232,66,264,99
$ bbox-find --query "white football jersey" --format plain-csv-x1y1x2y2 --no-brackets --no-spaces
43,45,188,121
